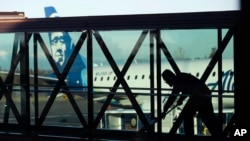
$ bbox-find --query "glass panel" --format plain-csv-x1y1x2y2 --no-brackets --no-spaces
0,33,21,125
0,28,234,137
30,31,88,127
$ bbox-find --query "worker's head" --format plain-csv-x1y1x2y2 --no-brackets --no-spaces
162,69,175,87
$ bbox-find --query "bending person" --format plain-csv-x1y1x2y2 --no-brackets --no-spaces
162,69,222,139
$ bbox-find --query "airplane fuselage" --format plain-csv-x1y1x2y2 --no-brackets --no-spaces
92,58,234,110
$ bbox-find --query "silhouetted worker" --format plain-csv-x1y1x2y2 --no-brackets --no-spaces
162,69,222,140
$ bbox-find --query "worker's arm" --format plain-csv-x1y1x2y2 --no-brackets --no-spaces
162,89,179,119
176,93,187,106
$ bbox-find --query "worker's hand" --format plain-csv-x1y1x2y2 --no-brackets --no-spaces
162,106,169,119
163,104,170,113
162,112,167,119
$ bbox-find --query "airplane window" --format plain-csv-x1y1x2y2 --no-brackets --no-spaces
100,77,103,81
196,72,199,77
107,76,110,81
113,76,116,80
142,75,145,79
127,75,130,80
135,75,138,80
94,77,97,81
212,72,216,77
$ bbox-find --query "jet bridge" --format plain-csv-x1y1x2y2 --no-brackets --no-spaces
0,11,26,19
0,10,246,141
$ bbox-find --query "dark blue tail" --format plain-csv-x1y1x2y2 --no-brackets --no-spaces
44,6,88,95
44,6,59,18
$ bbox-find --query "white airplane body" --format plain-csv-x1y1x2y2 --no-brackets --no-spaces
92,58,234,111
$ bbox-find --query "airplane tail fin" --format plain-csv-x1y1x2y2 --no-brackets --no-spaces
43,5,88,93
44,6,72,51
44,6,59,18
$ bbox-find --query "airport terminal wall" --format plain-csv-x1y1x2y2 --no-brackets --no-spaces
0,10,247,141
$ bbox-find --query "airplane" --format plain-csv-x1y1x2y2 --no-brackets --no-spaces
27,6,230,109
0,6,234,113
43,6,234,110
45,6,234,108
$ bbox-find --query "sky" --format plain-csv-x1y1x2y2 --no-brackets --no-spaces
0,0,240,18
0,0,239,70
